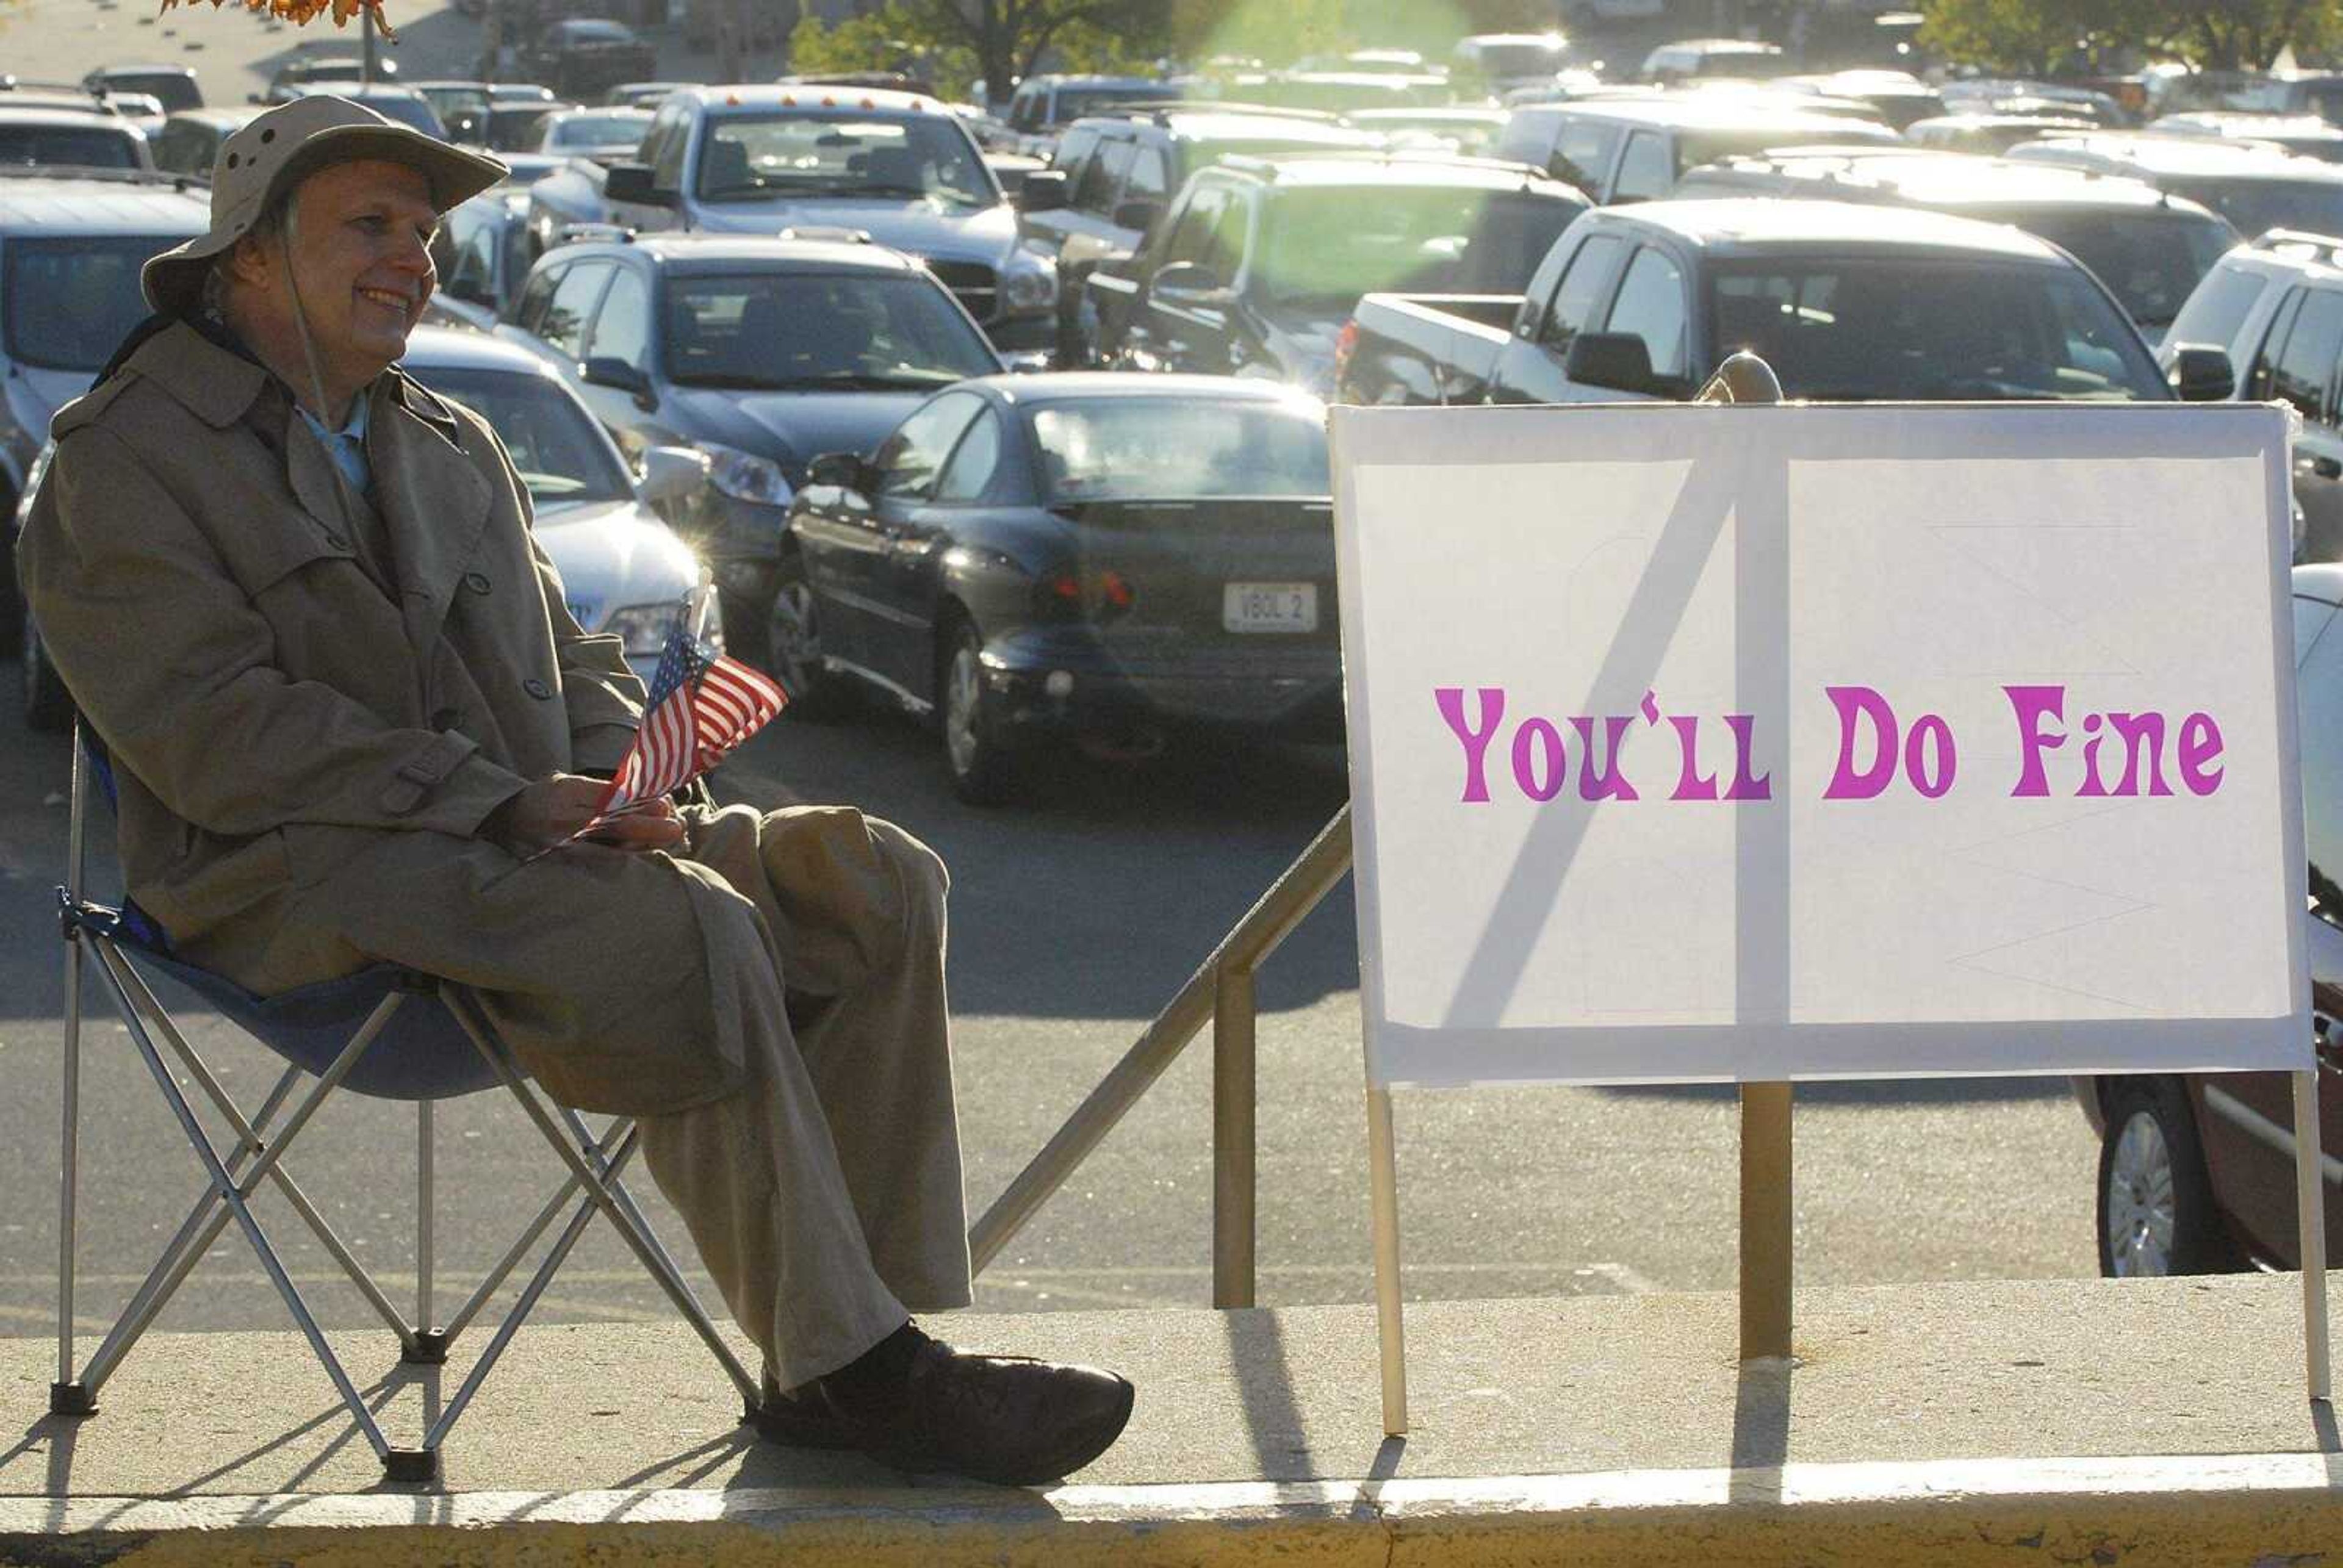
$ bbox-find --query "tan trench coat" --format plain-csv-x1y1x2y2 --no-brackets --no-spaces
15,321,866,1117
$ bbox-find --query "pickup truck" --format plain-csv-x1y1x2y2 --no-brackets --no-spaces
1334,198,2230,409
528,84,1059,359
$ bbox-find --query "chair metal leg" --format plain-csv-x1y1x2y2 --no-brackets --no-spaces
105,956,423,1354
417,1099,434,1331
98,954,397,1463
423,1128,646,1450
54,917,84,1412
445,988,759,1405
76,1065,304,1398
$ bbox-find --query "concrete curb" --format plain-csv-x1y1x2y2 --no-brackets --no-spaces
8,1452,2343,1566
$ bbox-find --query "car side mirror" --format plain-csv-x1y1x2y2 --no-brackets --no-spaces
1151,260,1233,308
1017,167,1068,212
1111,196,1161,232
1566,331,1677,395
2169,343,2236,403
581,356,656,409
807,450,866,492
602,161,670,206
637,444,707,505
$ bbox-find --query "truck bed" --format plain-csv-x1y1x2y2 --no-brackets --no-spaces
1337,293,1523,406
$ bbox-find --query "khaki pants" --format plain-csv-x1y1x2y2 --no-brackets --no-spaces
240,803,973,1391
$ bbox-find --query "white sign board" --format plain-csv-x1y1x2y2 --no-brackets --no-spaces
1333,403,2308,1088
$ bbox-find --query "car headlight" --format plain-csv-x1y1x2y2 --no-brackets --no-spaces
1002,254,1057,314
603,601,691,657
702,442,793,506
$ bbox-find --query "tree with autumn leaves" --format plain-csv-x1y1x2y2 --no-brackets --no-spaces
1920,0,2343,74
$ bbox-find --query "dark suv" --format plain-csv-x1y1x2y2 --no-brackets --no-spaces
1017,107,1380,366
1088,153,1590,397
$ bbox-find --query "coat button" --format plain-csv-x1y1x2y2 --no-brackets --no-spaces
524,678,553,700
324,533,348,550
463,572,492,594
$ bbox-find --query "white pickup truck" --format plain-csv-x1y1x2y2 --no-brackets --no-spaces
527,85,1057,361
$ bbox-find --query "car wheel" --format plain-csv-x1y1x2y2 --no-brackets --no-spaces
2096,1076,2242,1276
21,606,73,733
765,552,849,722
938,616,1018,805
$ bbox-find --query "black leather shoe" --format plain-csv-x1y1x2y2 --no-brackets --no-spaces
821,1337,1135,1486
749,1368,860,1450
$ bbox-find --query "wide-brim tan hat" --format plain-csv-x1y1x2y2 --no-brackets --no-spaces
143,93,508,314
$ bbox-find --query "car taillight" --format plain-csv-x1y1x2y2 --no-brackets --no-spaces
1334,318,1360,389
1035,568,1136,620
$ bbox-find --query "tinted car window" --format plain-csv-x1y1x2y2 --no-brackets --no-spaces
0,125,139,169
1029,397,1328,502
1052,124,1101,185
514,261,564,331
1075,135,1132,212
2248,287,2306,401
662,271,999,388
874,391,986,499
1540,232,1624,351
2175,177,2343,240
1601,246,1688,378
1708,258,2168,400
1126,143,1170,204
151,120,213,175
1612,131,1674,202
589,265,652,365
413,365,632,505
1552,119,1622,192
2167,262,2271,354
932,408,1003,502
1493,108,1555,167
1160,184,1228,268
1990,208,2238,331
2,234,180,371
106,72,201,111
542,261,612,358
2269,287,2343,422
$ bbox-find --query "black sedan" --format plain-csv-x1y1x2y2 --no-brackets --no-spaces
779,374,1336,802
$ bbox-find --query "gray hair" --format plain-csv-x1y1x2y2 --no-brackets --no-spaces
198,191,290,318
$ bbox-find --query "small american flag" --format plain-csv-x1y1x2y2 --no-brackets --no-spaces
589,623,786,824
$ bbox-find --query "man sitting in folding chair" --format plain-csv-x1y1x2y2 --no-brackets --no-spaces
15,95,1134,1487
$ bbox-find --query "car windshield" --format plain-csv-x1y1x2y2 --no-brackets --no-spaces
1708,257,2168,400
663,271,1000,389
1995,207,2239,329
1254,186,1581,306
1029,397,1329,502
485,104,553,150
1050,83,1176,122
0,124,138,170
105,73,200,111
546,112,647,151
2170,175,2343,238
2,234,187,372
406,364,633,504
1475,43,1569,77
696,112,997,207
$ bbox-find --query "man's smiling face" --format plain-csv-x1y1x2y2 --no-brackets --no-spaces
246,157,440,391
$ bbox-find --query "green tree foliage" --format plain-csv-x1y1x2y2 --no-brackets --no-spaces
789,1,1175,102
1919,0,2343,73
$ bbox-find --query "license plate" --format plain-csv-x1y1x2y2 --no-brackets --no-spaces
1223,582,1317,634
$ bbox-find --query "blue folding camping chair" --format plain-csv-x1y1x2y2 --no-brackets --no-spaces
48,718,760,1481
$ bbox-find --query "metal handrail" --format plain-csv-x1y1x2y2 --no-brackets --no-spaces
969,806,1352,1306
966,354,1781,1311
